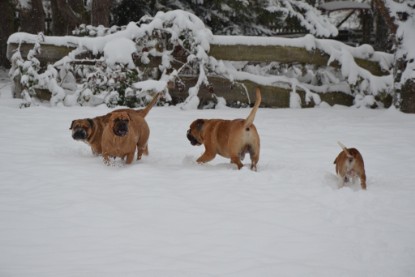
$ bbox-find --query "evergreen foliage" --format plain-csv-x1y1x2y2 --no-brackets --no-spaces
110,0,309,36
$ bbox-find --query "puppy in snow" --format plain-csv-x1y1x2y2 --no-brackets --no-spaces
70,93,159,156
186,87,261,171
101,110,149,165
333,141,367,190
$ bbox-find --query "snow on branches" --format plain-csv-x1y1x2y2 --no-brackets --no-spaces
265,0,338,37
8,9,394,109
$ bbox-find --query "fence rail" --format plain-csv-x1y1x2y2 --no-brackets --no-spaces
6,34,390,108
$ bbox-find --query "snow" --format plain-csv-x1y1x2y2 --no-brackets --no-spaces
1,67,415,276
103,38,137,69
17,0,31,9
2,6,415,273
319,1,371,12
8,10,213,55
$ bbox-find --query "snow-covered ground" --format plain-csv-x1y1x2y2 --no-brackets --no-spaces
1,67,415,276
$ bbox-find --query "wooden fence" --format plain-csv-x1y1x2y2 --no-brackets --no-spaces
6,35,391,108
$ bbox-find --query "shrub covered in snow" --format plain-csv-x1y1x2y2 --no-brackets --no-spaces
8,9,397,109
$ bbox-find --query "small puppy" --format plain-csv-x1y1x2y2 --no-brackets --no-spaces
187,88,261,171
334,141,367,190
70,93,159,155
101,110,149,165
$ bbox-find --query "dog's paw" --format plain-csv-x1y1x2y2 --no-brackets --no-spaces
103,158,117,167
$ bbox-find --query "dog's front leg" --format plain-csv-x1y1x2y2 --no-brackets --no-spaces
196,150,216,164
102,153,111,166
125,152,135,164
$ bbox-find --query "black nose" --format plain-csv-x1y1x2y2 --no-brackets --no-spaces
114,122,128,137
72,129,87,140
187,130,199,146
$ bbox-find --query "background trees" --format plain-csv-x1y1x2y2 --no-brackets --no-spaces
0,0,16,68
0,0,371,68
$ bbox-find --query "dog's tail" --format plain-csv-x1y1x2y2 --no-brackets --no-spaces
337,141,352,157
140,92,161,117
244,87,262,128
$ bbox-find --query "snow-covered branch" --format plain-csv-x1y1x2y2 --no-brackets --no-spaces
7,9,396,109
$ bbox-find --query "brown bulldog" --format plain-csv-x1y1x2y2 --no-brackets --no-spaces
101,110,149,165
334,141,367,190
187,88,261,171
70,93,159,155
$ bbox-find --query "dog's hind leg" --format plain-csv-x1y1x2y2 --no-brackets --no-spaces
249,147,259,171
250,155,259,171
359,171,367,190
230,156,244,170
337,175,346,189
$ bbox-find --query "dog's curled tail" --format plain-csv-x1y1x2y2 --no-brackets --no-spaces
337,141,352,157
245,87,262,128
140,92,161,117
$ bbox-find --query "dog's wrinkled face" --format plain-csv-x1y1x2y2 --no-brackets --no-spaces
110,112,130,137
70,119,94,140
187,119,205,146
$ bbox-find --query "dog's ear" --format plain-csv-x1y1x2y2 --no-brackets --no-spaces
195,119,205,131
87,118,94,128
69,120,75,130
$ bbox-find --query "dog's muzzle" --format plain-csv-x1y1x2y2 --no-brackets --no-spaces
187,129,200,146
72,129,87,140
113,121,129,137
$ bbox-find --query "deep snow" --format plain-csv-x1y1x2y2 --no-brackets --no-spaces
0,68,415,276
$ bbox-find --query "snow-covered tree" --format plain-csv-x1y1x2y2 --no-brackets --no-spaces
111,0,337,37
373,0,415,113
7,2,415,112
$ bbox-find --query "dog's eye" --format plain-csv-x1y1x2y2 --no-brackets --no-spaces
115,118,129,123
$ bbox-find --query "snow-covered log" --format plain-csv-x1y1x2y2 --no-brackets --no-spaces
6,38,389,108
5,10,397,109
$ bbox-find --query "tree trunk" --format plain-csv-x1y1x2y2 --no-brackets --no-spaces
0,0,15,67
372,0,397,35
91,0,112,27
392,9,415,113
19,0,45,34
50,0,87,35
399,80,415,113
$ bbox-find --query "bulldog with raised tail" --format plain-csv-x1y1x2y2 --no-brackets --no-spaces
187,88,261,171
334,141,367,190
